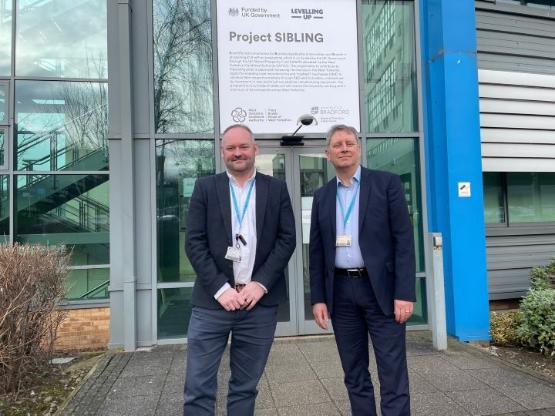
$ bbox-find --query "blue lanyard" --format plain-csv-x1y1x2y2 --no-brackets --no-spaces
230,179,255,229
336,180,360,230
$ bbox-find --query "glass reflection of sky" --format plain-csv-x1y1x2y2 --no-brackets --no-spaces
16,0,107,78
0,2,12,76
0,84,7,121
15,80,108,171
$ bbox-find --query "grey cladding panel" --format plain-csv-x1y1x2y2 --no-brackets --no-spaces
476,11,555,38
476,7,555,75
485,232,555,299
478,56,555,74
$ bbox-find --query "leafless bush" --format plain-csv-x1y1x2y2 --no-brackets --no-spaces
0,244,69,395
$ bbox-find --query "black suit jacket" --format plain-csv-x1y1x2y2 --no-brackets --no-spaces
309,166,416,316
185,171,296,309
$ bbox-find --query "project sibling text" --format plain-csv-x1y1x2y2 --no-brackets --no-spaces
229,32,324,44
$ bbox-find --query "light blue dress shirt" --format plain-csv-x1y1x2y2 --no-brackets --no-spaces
335,166,365,268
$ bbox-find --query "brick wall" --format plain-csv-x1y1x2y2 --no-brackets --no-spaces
55,307,110,352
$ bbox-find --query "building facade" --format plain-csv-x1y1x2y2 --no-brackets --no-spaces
0,0,552,351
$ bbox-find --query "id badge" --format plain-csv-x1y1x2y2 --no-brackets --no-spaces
336,235,352,247
225,246,242,262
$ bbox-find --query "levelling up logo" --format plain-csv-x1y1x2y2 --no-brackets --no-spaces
290,8,324,20
228,7,239,17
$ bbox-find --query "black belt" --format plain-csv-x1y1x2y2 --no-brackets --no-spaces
334,267,368,278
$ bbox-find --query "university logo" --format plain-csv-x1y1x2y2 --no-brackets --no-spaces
228,8,239,17
231,107,247,122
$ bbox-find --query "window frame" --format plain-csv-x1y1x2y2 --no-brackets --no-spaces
484,172,555,235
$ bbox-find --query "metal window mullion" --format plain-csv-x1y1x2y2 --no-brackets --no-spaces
68,264,110,270
14,170,110,175
211,0,221,173
147,0,159,346
157,282,195,289
12,76,108,83
357,0,368,166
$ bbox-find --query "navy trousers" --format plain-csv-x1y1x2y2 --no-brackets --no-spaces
183,305,277,416
332,275,410,416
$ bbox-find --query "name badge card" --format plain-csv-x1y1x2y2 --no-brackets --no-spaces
336,235,352,247
225,246,242,262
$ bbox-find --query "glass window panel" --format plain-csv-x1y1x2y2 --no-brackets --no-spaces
362,1,417,133
65,268,109,300
483,172,505,224
158,287,193,339
508,172,555,223
16,0,107,78
297,154,336,322
15,175,109,265
256,153,289,322
367,138,424,272
156,140,214,283
0,84,7,122
0,2,11,76
15,81,108,172
0,129,5,166
0,175,8,243
408,277,427,325
153,0,214,134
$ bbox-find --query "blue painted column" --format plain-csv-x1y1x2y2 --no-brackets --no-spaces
419,0,490,340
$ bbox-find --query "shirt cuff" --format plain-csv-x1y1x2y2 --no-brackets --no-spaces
253,281,268,294
214,283,232,300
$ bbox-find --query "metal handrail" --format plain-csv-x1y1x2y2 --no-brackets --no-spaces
78,279,109,299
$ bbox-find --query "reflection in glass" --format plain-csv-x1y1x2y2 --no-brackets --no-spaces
408,277,427,325
367,138,424,273
508,172,555,223
256,153,289,322
66,268,109,300
153,0,214,134
0,84,7,122
483,173,505,224
0,130,4,166
16,0,107,78
15,81,108,172
156,140,214,283
0,176,8,243
0,2,11,75
15,175,109,265
158,287,193,338
299,155,336,321
362,1,417,133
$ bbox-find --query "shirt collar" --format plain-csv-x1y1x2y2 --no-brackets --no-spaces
336,165,361,188
227,169,257,187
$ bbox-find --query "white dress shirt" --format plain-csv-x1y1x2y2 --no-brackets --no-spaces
214,170,258,299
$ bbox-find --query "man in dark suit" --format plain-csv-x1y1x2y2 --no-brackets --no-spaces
310,124,415,416
183,124,296,415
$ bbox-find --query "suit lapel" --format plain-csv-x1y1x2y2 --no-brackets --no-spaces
358,167,372,232
215,173,232,244
324,178,337,242
255,172,268,244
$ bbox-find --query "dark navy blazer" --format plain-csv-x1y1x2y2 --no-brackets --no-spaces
185,171,296,309
309,166,416,316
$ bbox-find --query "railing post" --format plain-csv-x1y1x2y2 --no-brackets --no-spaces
426,232,448,350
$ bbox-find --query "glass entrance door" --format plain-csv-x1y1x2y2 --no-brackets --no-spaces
256,143,335,336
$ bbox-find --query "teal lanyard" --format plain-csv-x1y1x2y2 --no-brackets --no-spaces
336,180,360,231
230,179,255,229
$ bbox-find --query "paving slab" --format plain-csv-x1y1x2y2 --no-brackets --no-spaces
60,331,555,416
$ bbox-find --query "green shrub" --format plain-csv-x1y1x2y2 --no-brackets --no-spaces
517,288,555,357
490,310,522,346
529,259,555,291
